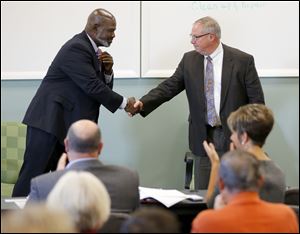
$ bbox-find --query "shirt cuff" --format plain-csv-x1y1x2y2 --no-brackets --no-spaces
119,97,127,109
104,72,113,84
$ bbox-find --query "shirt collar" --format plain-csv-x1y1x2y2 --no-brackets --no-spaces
86,32,99,53
229,191,261,205
206,42,223,60
66,157,99,169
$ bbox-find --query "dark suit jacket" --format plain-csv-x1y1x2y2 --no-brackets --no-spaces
140,44,265,156
27,160,140,213
23,31,123,143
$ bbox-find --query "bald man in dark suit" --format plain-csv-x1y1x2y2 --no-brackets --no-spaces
130,16,264,190
13,9,135,196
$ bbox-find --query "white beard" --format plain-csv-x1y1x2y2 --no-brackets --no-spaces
98,38,109,47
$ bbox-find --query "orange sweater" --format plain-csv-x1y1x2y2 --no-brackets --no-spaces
192,192,298,233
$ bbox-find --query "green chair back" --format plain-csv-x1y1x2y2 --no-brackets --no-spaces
1,122,26,197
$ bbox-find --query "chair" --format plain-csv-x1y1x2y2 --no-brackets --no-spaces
1,122,26,197
98,212,131,233
288,205,299,221
284,187,299,206
184,152,195,189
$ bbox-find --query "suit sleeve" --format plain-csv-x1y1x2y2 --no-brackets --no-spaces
244,55,265,104
140,56,186,117
60,43,123,113
26,179,39,204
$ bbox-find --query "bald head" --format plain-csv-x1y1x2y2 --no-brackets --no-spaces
85,9,116,47
66,120,101,153
85,8,115,31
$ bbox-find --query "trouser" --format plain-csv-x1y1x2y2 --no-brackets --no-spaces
194,125,227,190
12,126,64,197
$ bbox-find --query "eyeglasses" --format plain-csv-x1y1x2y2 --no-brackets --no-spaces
190,33,210,41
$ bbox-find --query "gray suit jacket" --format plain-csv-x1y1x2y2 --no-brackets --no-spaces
27,159,140,213
140,44,265,156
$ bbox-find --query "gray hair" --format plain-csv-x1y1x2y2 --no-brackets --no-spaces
47,171,111,232
1,204,76,233
219,150,262,192
194,16,221,39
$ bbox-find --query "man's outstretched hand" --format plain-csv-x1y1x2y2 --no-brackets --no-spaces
125,97,143,116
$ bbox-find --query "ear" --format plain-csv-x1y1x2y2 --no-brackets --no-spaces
218,178,225,191
241,132,249,145
98,142,103,156
257,175,264,188
64,138,69,152
93,24,100,33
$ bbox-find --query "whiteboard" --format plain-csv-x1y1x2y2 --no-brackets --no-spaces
141,1,299,77
1,1,140,79
1,2,299,79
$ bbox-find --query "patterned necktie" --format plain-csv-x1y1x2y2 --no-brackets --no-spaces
96,48,102,57
96,48,102,71
205,56,220,126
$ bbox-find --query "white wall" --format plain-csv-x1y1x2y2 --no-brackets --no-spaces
1,1,299,79
142,1,299,77
1,1,140,79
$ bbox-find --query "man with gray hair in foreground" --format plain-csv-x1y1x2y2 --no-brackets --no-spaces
27,119,139,213
191,150,298,233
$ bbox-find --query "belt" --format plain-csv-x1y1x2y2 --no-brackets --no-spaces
206,124,222,129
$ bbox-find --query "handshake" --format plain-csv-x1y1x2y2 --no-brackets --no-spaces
124,97,143,116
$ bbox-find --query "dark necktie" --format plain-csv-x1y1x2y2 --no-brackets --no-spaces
96,48,102,71
205,56,220,126
96,48,102,57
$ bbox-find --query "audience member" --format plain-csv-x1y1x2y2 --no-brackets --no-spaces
27,119,139,213
120,206,180,233
205,104,286,207
1,204,77,233
46,171,110,232
98,212,131,233
191,150,298,233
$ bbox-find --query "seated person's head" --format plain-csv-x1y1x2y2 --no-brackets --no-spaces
219,150,263,194
1,204,77,233
65,119,103,160
120,206,180,233
227,103,274,148
46,171,111,232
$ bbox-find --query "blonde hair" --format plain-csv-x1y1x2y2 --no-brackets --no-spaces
1,204,77,233
47,171,111,232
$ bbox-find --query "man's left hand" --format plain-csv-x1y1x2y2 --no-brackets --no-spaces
99,51,113,75
56,153,68,170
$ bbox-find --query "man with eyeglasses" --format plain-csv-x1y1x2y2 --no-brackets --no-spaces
128,16,264,190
